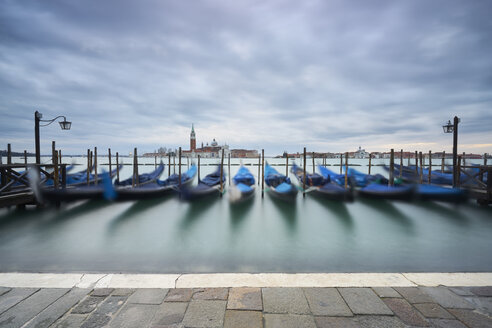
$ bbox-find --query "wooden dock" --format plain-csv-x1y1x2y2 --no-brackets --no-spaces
0,163,68,208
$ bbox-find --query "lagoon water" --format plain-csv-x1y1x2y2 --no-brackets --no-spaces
0,156,491,273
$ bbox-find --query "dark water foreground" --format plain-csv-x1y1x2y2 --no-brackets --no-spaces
0,192,491,273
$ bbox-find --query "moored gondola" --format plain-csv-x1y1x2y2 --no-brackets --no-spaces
264,162,297,201
180,165,226,201
229,166,255,203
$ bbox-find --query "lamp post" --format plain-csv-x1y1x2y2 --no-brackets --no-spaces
35,111,71,164
442,116,460,187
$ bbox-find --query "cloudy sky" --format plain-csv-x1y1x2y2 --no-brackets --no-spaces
1,0,491,156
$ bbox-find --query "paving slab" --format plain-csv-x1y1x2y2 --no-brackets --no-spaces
90,288,114,297
151,302,188,326
372,287,401,298
449,287,475,297
0,287,10,297
262,288,310,314
224,310,262,328
314,316,360,328
227,287,262,311
428,318,467,328
448,308,492,328
127,288,168,304
465,296,492,316
303,288,352,316
394,287,434,304
0,288,38,315
357,315,406,328
111,288,135,296
470,286,492,297
23,288,90,328
51,314,88,328
414,302,454,319
108,303,159,328
80,295,127,328
338,288,392,315
382,297,429,326
182,300,226,328
264,313,316,328
71,296,105,314
0,288,68,328
164,289,193,302
420,287,474,309
193,288,229,300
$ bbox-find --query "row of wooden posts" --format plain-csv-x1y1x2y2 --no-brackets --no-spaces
2,143,489,192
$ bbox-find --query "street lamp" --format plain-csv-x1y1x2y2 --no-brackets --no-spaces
443,116,460,187
35,111,71,164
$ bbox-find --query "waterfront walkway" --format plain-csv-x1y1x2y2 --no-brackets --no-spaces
0,273,491,327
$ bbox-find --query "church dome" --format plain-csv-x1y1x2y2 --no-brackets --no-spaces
211,138,218,147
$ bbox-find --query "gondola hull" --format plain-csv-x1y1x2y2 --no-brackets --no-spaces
312,183,354,202
358,184,414,201
415,184,468,203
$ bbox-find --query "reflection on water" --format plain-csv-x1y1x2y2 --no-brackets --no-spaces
359,198,415,232
0,157,491,273
269,195,297,233
310,195,354,231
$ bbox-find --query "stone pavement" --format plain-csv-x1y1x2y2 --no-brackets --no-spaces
0,285,491,327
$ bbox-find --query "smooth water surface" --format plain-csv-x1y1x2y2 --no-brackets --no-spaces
0,157,491,273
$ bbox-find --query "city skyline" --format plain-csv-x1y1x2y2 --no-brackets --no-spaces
1,0,491,155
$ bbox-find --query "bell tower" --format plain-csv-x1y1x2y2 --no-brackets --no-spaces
190,124,196,151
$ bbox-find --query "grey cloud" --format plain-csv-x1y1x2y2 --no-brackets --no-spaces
0,0,491,155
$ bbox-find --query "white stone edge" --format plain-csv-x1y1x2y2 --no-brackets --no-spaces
0,272,490,289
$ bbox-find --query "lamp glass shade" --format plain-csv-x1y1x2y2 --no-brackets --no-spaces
442,120,453,133
59,120,71,130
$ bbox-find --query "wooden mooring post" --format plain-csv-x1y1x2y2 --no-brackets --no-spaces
87,149,90,185
415,151,418,176
389,149,394,186
344,152,348,189
94,147,98,185
419,151,423,184
7,144,11,165
220,149,224,197
154,154,157,169
108,148,112,175
52,142,59,189
399,149,403,178
132,147,139,187
178,147,182,188
285,154,288,176
198,155,201,181
312,152,315,174
261,149,264,198
258,154,261,186
428,150,432,184
303,147,307,197
168,153,171,177
116,152,119,182
339,155,343,174
24,150,27,169
368,153,372,175
228,152,231,186
441,151,445,173
457,155,462,187
173,152,176,174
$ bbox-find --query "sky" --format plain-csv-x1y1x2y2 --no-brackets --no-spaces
1,0,491,156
